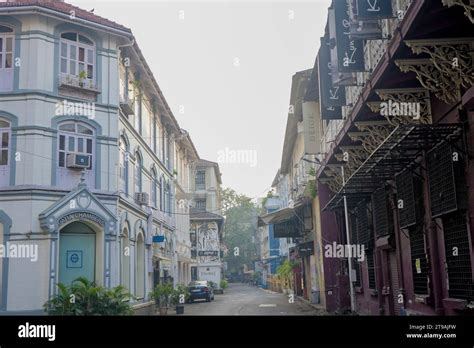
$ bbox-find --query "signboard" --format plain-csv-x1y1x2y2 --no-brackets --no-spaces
66,250,83,268
332,0,365,72
302,101,321,154
152,235,165,243
356,0,393,19
198,251,219,257
58,212,105,227
318,35,345,120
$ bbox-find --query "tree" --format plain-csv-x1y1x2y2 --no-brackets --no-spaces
220,188,258,276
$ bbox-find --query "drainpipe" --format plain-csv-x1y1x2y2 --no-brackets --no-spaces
341,165,356,313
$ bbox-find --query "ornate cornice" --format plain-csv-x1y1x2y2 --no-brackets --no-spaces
442,0,474,23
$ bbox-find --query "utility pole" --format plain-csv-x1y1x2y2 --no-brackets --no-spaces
341,165,356,313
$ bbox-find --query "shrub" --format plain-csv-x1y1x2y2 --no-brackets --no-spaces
220,279,228,290
44,277,133,315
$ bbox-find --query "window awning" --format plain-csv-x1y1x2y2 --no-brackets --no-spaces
323,124,463,211
260,207,296,225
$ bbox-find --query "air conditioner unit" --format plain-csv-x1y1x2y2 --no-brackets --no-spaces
135,192,149,205
66,153,91,169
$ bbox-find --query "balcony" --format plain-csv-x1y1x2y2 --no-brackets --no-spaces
119,95,135,116
58,74,100,100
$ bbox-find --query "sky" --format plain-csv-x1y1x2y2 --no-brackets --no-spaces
72,0,331,199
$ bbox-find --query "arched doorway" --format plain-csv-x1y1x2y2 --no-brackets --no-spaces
58,221,96,285
120,227,130,291
136,231,145,299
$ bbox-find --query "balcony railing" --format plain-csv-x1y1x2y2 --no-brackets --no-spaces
58,74,100,94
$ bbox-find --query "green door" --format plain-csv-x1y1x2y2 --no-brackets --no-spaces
59,222,96,285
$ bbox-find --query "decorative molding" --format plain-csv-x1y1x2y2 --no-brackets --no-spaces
323,167,343,193
395,56,467,104
375,88,432,125
354,121,393,153
405,38,474,90
442,0,474,23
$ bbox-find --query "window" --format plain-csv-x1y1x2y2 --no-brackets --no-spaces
58,122,94,169
0,119,10,166
159,176,163,211
136,231,145,299
135,152,142,193
0,25,13,69
164,181,170,215
134,95,141,134
0,24,14,92
119,136,128,194
196,169,205,190
152,117,157,153
195,199,206,212
151,168,157,208
60,32,95,82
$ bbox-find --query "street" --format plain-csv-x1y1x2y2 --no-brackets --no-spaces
181,283,324,316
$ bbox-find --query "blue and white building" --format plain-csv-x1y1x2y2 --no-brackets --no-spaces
0,0,198,313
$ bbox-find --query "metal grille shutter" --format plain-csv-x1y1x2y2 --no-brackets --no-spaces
396,170,423,228
427,142,457,217
389,251,401,315
367,250,376,289
443,211,474,301
353,259,362,287
409,225,429,295
355,201,370,247
372,187,392,237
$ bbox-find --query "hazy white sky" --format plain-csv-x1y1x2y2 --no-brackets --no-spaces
73,0,331,198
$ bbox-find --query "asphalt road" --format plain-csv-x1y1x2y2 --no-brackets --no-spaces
181,283,324,315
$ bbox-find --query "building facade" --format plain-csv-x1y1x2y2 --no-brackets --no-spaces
0,0,201,313
189,159,224,287
315,0,474,315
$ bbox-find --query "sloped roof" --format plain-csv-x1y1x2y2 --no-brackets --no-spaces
0,0,131,33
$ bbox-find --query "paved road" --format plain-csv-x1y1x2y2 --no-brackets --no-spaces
181,283,324,315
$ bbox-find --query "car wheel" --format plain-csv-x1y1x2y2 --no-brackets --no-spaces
206,295,211,302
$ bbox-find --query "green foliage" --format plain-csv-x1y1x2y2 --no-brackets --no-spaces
171,284,190,305
44,277,133,315
150,283,174,308
78,70,87,80
220,279,228,290
277,260,296,287
261,190,274,210
221,188,258,275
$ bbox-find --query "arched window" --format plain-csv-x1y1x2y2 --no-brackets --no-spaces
119,136,128,194
136,230,145,299
159,175,163,211
60,32,95,82
0,119,10,187
164,180,170,215
0,24,14,92
134,152,142,193
151,168,157,208
58,121,94,169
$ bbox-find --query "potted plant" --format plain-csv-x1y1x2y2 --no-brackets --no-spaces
172,284,190,315
150,283,173,315
219,279,228,294
78,71,87,88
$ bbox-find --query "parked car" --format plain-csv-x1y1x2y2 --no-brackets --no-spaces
187,281,215,302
